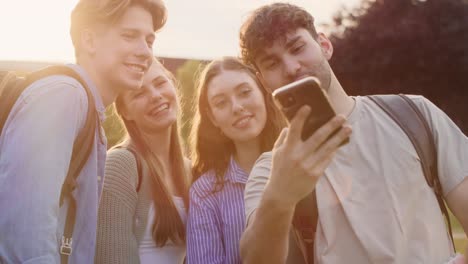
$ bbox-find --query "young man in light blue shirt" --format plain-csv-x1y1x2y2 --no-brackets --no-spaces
0,0,167,263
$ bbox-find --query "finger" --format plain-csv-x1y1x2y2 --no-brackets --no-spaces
307,150,336,181
286,106,311,144
303,115,347,151
273,127,288,149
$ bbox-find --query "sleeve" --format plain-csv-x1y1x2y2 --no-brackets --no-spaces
0,77,87,263
186,178,225,264
244,151,273,226
95,149,141,264
409,95,468,196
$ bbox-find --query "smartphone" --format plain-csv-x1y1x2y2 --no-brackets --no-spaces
272,76,349,145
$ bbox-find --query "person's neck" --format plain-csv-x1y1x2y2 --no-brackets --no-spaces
233,138,262,174
326,73,355,117
77,61,119,108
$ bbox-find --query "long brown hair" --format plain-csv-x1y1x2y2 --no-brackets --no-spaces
114,58,189,247
190,56,285,192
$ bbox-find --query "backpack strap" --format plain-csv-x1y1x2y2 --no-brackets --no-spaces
292,191,318,263
368,94,455,250
0,66,98,264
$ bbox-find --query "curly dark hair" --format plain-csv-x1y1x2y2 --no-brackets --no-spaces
239,3,318,69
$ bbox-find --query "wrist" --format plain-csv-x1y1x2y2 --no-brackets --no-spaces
262,184,297,215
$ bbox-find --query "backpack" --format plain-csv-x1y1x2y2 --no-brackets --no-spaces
292,94,455,264
0,65,98,264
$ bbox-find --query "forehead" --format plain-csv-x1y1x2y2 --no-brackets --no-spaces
207,70,257,98
143,63,166,84
113,5,155,34
255,28,311,61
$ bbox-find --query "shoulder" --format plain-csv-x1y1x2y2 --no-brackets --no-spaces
190,170,217,200
22,75,87,104
251,151,273,177
104,148,139,192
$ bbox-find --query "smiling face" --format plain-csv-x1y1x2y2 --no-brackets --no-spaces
255,29,334,92
206,69,267,145
90,5,156,94
120,61,178,134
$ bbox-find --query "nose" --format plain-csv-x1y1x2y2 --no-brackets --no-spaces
232,99,245,115
149,88,162,102
135,39,153,62
283,57,301,80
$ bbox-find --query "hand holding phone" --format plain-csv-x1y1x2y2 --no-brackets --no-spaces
272,76,349,145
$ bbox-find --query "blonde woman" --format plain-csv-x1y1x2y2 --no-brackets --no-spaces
95,59,190,264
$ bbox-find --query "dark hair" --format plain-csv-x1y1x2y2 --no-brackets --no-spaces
114,58,189,247
240,3,318,69
71,0,167,56
190,56,285,192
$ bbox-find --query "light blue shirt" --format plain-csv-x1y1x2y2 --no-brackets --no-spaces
0,64,107,264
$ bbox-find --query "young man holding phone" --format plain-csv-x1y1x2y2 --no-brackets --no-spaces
0,0,166,263
239,3,468,264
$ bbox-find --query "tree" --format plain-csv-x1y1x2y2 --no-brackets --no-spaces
102,105,126,149
328,0,468,133
176,59,205,152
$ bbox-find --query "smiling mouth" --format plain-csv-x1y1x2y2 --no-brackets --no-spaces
233,115,252,128
149,103,169,116
126,63,146,74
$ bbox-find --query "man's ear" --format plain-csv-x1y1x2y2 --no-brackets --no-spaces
317,33,334,60
80,28,98,55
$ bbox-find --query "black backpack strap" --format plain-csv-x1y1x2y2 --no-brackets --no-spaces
368,94,455,250
292,191,318,264
0,66,98,263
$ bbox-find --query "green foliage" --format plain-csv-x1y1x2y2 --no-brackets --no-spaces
328,0,468,134
102,104,126,149
176,59,205,152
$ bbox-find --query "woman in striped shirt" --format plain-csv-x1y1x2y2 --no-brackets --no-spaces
187,57,285,263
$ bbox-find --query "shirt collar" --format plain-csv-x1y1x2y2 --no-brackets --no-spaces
225,156,249,184
66,64,106,122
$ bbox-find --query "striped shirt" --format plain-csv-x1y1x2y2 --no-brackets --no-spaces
187,157,248,264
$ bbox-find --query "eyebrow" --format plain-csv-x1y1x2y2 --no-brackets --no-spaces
120,27,155,38
257,36,302,65
284,35,301,49
209,82,250,101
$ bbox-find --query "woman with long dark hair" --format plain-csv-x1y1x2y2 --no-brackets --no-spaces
186,57,285,263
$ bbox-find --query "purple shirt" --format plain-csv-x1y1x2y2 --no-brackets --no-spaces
187,157,248,264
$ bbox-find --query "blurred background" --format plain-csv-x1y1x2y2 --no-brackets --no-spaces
1,0,467,251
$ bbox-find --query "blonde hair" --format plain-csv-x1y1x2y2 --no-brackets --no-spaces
114,58,189,246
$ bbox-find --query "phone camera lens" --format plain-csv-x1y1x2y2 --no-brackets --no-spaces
281,95,296,108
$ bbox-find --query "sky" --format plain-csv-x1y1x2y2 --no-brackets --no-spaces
0,0,361,62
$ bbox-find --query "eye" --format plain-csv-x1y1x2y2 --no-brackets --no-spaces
214,99,227,108
240,88,252,97
291,43,305,54
122,32,136,40
265,60,278,70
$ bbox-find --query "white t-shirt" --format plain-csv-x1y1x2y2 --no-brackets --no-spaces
139,197,187,264
245,95,468,264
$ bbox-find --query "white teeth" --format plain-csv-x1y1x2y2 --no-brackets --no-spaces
234,116,250,127
128,64,144,73
150,103,169,115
